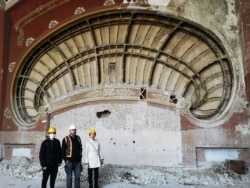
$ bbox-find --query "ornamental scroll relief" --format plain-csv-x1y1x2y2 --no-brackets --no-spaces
104,0,115,6
49,87,188,112
4,107,12,119
234,98,248,113
8,62,16,72
14,0,68,46
50,87,138,110
85,88,137,98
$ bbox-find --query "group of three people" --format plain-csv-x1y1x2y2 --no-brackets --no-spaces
39,124,104,188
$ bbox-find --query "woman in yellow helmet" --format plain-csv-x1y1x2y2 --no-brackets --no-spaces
84,129,104,188
39,126,62,188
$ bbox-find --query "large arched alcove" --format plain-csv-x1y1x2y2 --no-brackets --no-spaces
12,10,233,127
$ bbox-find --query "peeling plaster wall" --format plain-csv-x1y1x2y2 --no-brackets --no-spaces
51,102,182,167
151,0,243,107
182,126,250,167
142,0,242,72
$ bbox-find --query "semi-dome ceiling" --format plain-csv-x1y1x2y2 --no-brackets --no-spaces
13,10,233,125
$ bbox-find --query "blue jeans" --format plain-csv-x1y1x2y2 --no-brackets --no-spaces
64,161,82,188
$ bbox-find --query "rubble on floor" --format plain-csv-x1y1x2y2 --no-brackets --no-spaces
0,157,249,187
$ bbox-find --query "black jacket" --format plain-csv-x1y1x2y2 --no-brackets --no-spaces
39,138,62,167
62,135,82,162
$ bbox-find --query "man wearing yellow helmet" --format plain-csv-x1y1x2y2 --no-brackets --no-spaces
39,126,62,188
84,129,104,188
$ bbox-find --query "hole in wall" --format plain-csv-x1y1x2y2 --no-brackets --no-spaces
169,94,178,104
140,88,147,100
96,110,111,118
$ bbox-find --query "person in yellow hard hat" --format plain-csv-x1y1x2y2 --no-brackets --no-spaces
39,126,62,188
84,129,104,188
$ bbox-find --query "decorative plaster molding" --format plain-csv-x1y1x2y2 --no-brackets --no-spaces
51,98,71,109
17,28,24,46
48,20,59,29
49,87,138,111
103,88,116,97
104,0,115,6
235,124,250,135
86,88,136,98
8,62,16,72
116,88,136,97
177,98,191,115
49,86,183,113
74,7,86,15
4,107,12,119
25,37,35,47
151,93,169,103
234,98,248,113
14,0,68,46
35,5,44,13
234,61,240,76
85,89,103,98
38,105,51,120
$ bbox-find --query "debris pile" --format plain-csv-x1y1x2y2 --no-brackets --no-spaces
0,157,249,187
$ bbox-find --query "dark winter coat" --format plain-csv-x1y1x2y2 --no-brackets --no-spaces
39,138,62,167
62,135,82,163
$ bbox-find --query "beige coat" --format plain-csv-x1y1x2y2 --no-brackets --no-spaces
84,139,104,168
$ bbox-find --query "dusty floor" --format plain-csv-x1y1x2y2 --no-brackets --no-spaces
0,157,250,188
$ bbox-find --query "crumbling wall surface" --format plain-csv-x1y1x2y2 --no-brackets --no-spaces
181,111,250,167
51,102,182,167
0,131,45,160
239,0,250,103
158,0,249,167
148,0,242,75
182,127,250,167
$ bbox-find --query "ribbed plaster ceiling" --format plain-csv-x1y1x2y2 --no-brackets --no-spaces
14,11,233,125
